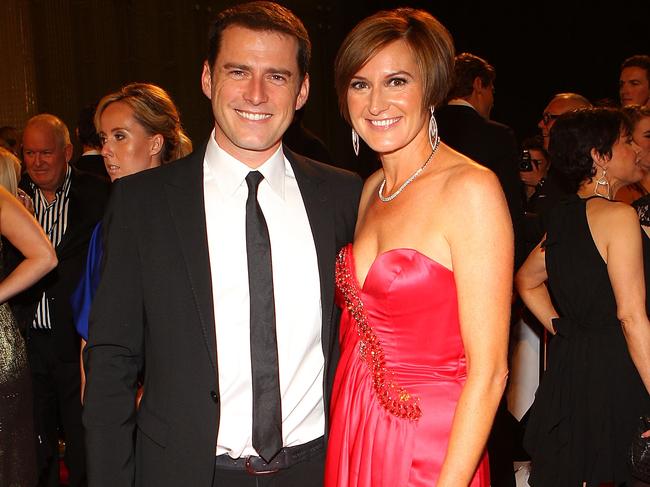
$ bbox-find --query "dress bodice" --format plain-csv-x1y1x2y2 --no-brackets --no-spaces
338,245,467,383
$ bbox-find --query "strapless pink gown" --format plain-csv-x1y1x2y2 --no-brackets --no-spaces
325,245,489,486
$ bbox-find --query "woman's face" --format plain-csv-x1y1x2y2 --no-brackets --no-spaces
98,101,161,182
632,116,650,169
346,40,428,155
604,130,643,185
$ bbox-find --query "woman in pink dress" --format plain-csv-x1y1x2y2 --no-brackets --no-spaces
325,8,512,487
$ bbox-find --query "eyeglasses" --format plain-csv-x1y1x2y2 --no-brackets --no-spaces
541,113,561,125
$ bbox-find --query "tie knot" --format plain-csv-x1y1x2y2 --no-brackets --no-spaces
246,171,264,195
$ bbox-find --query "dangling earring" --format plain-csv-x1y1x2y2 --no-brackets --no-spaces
352,128,359,157
428,106,440,151
594,167,611,199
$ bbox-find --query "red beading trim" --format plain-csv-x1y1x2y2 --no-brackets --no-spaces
335,247,422,421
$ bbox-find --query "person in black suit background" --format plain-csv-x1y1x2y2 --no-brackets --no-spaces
437,52,521,487
10,114,109,487
437,52,525,269
83,2,362,486
72,104,109,181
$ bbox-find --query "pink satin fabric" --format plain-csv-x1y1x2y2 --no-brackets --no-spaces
325,245,489,486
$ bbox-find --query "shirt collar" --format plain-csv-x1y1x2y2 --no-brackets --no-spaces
204,130,287,199
31,164,72,197
447,98,478,113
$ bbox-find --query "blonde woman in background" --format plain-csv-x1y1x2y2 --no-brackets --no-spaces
71,83,192,399
0,146,57,486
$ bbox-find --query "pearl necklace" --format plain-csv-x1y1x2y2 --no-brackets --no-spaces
378,133,440,202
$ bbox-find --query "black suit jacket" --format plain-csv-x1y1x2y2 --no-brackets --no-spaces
83,145,362,487
73,153,109,181
9,168,109,360
437,104,526,267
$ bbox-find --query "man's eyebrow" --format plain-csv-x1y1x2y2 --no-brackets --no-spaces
221,62,293,77
222,62,249,70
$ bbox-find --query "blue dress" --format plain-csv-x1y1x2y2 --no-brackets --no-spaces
71,221,103,340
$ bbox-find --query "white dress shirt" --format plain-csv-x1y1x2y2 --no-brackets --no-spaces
203,132,324,458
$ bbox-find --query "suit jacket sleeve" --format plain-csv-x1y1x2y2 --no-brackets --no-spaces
83,180,143,486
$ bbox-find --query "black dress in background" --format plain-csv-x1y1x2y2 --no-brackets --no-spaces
524,194,650,486
0,239,38,486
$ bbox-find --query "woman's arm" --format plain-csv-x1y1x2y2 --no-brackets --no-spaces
0,186,57,303
604,204,650,393
515,239,558,334
437,168,512,486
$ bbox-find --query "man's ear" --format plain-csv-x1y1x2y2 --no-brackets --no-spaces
472,76,484,94
201,61,213,100
295,73,310,111
64,143,73,163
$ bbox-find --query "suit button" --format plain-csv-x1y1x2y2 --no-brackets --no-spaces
210,390,219,403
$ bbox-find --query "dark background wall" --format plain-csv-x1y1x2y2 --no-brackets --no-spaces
1,0,646,175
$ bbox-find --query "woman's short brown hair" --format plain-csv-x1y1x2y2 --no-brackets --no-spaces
95,83,192,164
334,8,455,125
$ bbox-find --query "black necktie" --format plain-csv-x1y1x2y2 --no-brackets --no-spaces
245,171,283,463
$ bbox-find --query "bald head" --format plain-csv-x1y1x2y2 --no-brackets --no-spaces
24,114,72,148
538,93,592,149
22,114,73,201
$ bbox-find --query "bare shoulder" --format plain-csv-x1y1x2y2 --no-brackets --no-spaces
438,148,502,205
594,198,639,225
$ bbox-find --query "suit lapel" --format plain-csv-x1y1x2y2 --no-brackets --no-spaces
285,148,336,358
163,147,217,374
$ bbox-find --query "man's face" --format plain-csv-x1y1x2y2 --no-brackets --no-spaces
619,66,650,107
538,98,584,150
22,122,71,194
201,25,309,167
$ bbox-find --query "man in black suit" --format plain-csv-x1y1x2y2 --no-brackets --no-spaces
437,52,525,269
83,2,362,486
437,53,522,487
14,114,109,487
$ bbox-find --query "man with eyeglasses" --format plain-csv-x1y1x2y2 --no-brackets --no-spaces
538,93,592,150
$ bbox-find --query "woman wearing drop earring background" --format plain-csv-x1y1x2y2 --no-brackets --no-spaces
516,107,650,486
325,8,512,487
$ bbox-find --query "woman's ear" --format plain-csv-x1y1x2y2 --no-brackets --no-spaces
590,147,609,171
150,134,164,157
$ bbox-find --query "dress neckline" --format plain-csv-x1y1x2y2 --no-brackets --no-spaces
346,243,452,291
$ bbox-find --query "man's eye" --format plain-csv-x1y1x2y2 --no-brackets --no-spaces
269,74,287,83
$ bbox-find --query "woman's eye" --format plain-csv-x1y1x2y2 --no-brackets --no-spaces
350,80,368,90
115,132,125,141
387,77,407,87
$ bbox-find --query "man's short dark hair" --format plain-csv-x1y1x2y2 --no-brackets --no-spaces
448,52,495,100
207,1,311,79
621,54,650,82
77,103,101,148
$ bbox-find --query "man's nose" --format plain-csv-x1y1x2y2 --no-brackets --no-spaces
244,76,268,105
